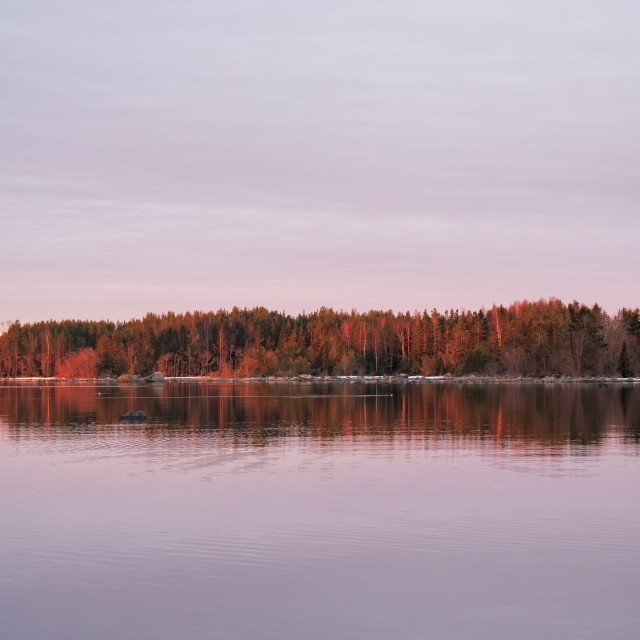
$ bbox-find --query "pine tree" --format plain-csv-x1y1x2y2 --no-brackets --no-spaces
619,341,631,378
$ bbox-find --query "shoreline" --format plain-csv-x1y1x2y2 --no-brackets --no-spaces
2,374,639,385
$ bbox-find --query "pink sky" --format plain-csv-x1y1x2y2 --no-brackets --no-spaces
2,1,639,323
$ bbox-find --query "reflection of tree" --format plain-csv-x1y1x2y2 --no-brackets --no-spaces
1,383,638,451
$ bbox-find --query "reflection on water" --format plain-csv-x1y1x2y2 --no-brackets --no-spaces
1,383,640,640
1,381,639,447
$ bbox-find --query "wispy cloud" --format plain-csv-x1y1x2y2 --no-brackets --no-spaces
2,0,639,320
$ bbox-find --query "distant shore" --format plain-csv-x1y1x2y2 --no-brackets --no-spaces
2,374,639,385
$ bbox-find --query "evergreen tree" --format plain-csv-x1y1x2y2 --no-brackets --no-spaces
619,341,631,378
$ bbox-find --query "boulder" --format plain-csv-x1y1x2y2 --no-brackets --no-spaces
144,371,164,383
120,410,148,421
117,374,142,383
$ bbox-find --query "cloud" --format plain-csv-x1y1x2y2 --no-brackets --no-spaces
2,0,639,320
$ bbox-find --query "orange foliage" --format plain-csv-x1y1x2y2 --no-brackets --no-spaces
55,348,98,378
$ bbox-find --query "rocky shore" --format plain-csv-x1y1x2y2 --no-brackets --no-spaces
2,373,639,385
161,374,640,386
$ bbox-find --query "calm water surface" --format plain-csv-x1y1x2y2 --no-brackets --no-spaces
1,382,639,639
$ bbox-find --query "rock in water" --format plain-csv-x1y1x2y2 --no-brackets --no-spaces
120,410,148,421
144,371,164,383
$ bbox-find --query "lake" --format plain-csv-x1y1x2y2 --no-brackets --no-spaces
1,381,639,639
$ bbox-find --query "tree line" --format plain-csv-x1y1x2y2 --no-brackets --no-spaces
0,299,638,378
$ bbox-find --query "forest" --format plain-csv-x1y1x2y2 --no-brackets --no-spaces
0,299,638,379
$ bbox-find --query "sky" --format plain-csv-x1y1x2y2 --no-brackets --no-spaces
2,0,639,323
